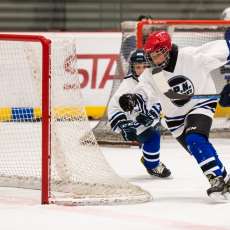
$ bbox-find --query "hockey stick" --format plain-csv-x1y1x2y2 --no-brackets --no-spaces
164,90,220,100
148,70,219,100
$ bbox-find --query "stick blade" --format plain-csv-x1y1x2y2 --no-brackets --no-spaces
164,89,192,100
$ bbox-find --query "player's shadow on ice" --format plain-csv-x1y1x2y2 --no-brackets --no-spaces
128,176,217,205
153,196,214,205
128,174,174,182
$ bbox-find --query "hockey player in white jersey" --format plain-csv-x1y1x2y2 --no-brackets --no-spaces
221,7,230,20
126,31,230,201
108,49,171,178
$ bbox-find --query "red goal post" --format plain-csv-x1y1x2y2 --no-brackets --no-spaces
0,34,51,204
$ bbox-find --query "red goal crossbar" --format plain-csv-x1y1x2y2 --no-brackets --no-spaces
136,19,230,48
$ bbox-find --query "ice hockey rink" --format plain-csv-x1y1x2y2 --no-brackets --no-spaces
0,135,230,230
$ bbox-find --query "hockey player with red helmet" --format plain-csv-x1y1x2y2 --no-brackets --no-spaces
124,30,230,201
144,31,172,69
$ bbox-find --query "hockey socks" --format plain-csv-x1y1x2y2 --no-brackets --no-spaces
185,133,224,177
185,133,230,202
140,130,171,178
141,130,160,170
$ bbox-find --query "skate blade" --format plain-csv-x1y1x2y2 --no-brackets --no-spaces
148,174,173,179
209,192,230,203
223,192,230,200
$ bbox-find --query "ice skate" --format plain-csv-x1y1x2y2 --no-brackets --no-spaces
207,175,229,202
141,157,171,178
222,177,230,200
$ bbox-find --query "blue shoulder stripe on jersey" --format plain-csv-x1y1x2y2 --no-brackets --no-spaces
109,111,125,122
225,28,230,60
149,109,159,118
151,103,161,114
136,98,145,113
136,93,145,101
135,94,148,113
111,113,127,131
149,104,161,119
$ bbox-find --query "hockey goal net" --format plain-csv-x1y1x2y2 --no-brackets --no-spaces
93,20,230,145
0,34,152,205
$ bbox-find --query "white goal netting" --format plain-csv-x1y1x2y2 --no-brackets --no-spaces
0,34,152,205
93,20,230,145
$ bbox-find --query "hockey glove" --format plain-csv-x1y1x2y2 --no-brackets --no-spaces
118,120,137,141
219,83,230,107
119,94,137,112
136,103,161,127
136,113,154,127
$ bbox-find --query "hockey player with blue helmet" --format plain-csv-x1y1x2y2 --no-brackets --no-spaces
108,49,171,178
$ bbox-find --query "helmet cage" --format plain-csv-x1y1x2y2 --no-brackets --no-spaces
147,47,170,69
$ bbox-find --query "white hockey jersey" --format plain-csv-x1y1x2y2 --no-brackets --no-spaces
108,74,161,135
135,40,229,137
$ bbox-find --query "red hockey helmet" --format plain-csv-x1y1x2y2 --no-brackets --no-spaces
144,31,172,54
144,31,172,68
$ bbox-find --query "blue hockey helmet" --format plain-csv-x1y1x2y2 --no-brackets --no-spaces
129,49,148,78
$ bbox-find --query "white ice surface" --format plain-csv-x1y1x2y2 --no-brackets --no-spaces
0,138,230,230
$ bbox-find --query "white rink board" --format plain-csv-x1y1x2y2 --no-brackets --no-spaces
0,32,122,110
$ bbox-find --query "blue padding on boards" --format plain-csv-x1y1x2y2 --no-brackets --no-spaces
12,108,34,121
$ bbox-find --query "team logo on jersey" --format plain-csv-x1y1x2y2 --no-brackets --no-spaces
168,75,194,106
